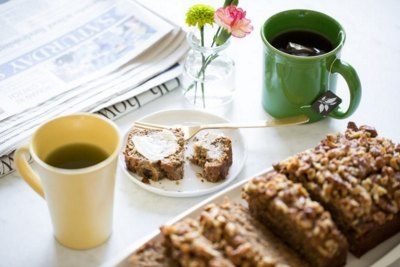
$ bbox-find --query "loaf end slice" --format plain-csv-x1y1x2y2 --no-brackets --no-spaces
243,172,348,267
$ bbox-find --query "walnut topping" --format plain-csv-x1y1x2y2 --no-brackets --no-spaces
160,218,234,267
243,172,347,259
200,202,280,267
274,122,400,236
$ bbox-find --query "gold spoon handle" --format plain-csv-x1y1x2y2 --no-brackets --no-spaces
199,115,310,130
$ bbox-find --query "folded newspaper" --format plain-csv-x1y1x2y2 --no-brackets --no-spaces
0,0,189,177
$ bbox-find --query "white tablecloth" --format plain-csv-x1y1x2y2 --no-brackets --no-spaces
0,0,399,266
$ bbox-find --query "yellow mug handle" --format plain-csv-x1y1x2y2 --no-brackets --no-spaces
15,145,45,198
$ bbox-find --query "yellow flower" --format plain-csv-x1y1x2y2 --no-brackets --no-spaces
185,4,215,28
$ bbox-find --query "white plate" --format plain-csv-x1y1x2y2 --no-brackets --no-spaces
104,168,400,267
119,109,247,197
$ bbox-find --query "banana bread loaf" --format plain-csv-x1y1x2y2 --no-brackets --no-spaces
274,122,400,256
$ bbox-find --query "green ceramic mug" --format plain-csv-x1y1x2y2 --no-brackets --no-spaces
261,10,361,123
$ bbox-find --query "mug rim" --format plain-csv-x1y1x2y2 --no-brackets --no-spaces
29,113,121,175
260,9,346,60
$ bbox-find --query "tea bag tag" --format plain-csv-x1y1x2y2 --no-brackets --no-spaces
311,91,342,117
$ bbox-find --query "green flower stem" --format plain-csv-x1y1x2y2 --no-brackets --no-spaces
201,81,205,107
200,26,206,107
215,28,231,46
190,55,217,86
223,0,238,7
185,54,218,87
223,0,231,6
211,27,222,47
194,80,197,104
202,54,219,73
185,27,221,106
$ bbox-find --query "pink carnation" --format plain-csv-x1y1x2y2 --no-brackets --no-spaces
214,5,253,38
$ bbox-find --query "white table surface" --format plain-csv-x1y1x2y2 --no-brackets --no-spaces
1,0,400,266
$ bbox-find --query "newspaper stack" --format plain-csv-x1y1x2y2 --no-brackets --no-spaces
0,0,189,177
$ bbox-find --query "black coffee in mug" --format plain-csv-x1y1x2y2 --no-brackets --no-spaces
270,30,333,56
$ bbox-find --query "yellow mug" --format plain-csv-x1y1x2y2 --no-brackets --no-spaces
15,113,121,250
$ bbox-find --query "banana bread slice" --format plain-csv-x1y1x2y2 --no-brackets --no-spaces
190,132,233,182
243,172,348,267
160,218,234,267
274,122,400,256
199,200,309,267
124,128,185,182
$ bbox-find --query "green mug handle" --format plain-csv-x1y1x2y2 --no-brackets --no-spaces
329,59,362,119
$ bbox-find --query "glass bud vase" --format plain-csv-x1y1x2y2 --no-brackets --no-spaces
182,31,235,108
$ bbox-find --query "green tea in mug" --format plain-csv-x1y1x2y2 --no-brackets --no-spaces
45,143,109,169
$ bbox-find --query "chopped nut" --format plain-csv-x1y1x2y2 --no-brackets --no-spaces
347,121,359,131
390,158,399,170
360,125,378,137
